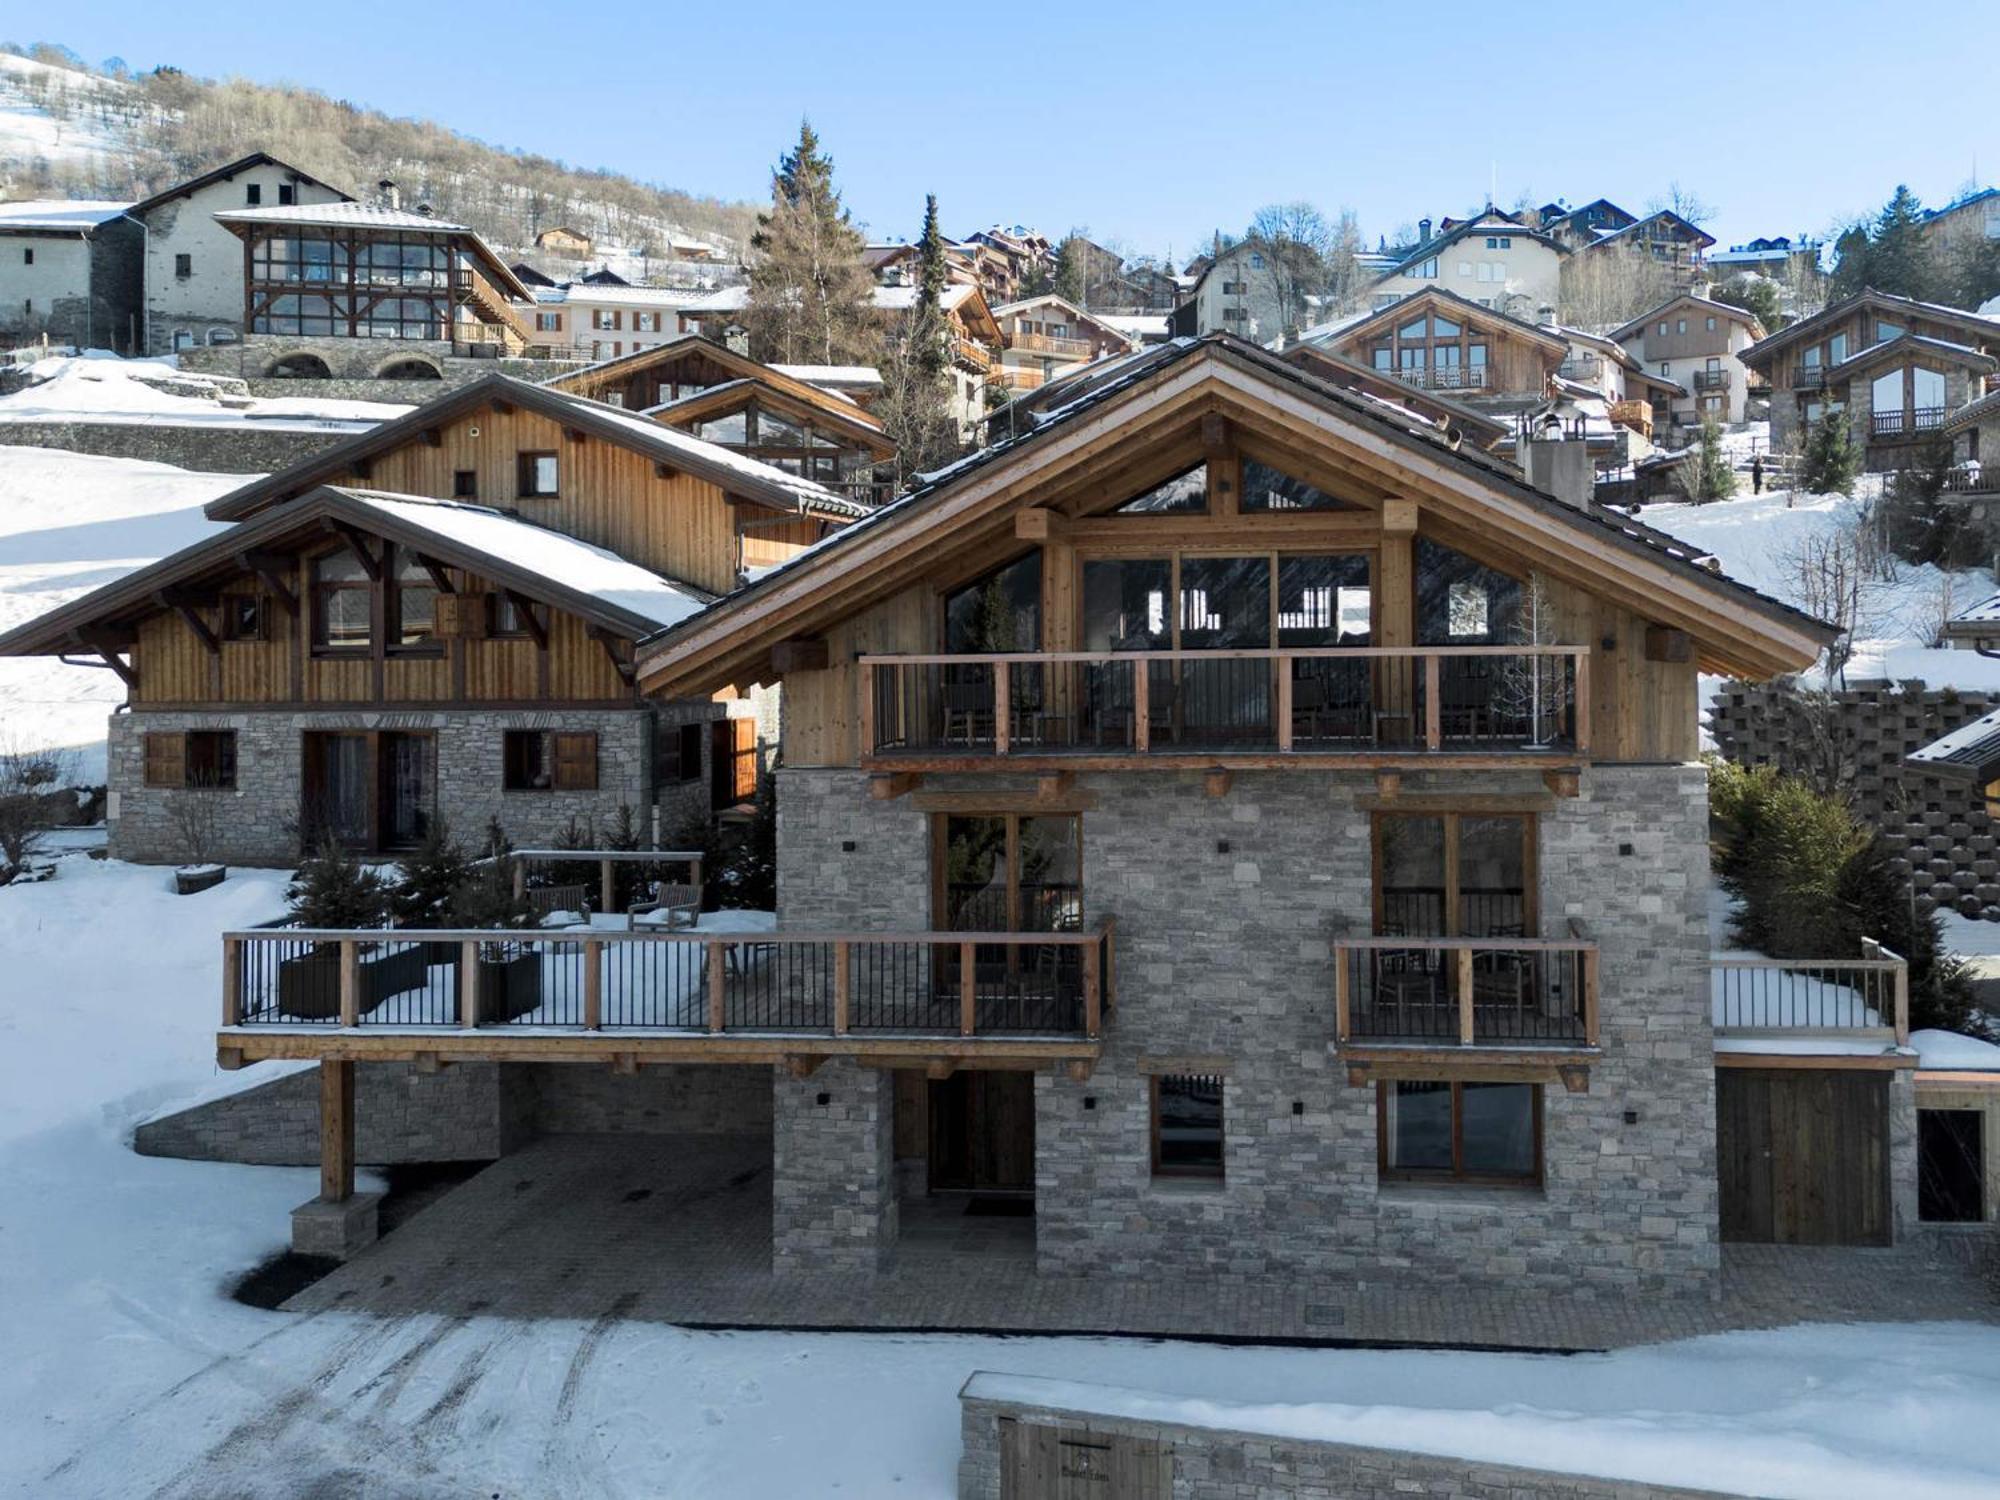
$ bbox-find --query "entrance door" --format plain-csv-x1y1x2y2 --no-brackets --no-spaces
1716,1068,1891,1245
929,1071,1036,1193
303,732,371,850
378,732,435,850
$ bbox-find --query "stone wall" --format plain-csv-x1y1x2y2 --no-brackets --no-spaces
774,764,1720,1295
0,418,350,474
108,707,653,866
771,1060,896,1273
957,1383,1742,1500
1710,679,2000,917
516,1063,771,1136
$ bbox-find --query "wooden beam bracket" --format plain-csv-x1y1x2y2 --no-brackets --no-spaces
1203,767,1232,798
1542,768,1582,799
869,771,922,801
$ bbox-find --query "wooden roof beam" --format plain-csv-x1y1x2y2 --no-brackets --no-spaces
326,523,382,580
236,552,299,615
505,591,549,650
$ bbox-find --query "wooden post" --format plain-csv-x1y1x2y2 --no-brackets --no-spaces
222,936,242,1026
1457,946,1475,1044
1083,938,1102,1039
460,939,479,1028
1132,661,1150,753
708,941,726,1033
320,1059,355,1204
1581,947,1600,1046
1894,960,1910,1048
960,939,977,1036
1103,918,1117,1016
583,939,602,1030
1276,660,1293,752
833,940,851,1036
511,856,526,901
1425,654,1442,750
338,939,359,1029
858,662,876,756
1334,945,1350,1044
1573,649,1592,755
994,659,1010,756
600,858,615,916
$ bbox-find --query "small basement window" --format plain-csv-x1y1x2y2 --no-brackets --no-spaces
1151,1074,1224,1181
517,451,559,498
656,721,703,785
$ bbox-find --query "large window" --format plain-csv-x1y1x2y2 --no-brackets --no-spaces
1241,459,1357,512
1416,537,1521,644
503,730,597,791
1112,464,1206,514
1152,1074,1225,1181
311,550,372,651
388,547,439,653
935,813,1081,933
1374,812,1534,938
1081,558,1172,650
945,553,1041,653
1379,1081,1541,1185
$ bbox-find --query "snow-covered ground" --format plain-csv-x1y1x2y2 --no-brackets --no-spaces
0,354,413,428
0,51,129,174
0,445,248,776
3,850,2000,1497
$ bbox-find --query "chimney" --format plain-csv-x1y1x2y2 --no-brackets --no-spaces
415,204,434,218
1418,217,1432,242
1524,420,1594,510
377,179,400,211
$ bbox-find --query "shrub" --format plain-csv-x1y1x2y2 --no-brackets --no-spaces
287,840,391,929
391,820,472,928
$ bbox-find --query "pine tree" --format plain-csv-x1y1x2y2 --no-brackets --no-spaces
1799,404,1861,495
743,121,880,367
391,819,472,927
1053,234,1089,305
1831,185,1944,302
876,193,963,487
1680,417,1737,503
1880,432,1969,567
287,840,392,929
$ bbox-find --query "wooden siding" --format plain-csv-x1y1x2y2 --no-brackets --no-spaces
1752,305,2000,391
781,587,931,765
741,518,829,571
1717,1068,1891,1246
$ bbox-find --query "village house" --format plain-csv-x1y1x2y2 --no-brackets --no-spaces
1739,287,2000,461
1541,201,1715,291
127,152,353,355
991,294,1136,391
1365,211,1565,321
1915,187,2000,263
962,224,1055,306
0,199,142,352
1610,293,1765,430
1277,339,1512,453
525,270,706,362
533,225,593,259
1707,234,1823,287
0,372,866,865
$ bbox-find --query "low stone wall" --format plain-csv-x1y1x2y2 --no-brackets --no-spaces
0,418,353,474
958,1378,1742,1500
1710,679,2000,917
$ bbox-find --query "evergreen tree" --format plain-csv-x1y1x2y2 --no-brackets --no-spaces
1830,185,1944,302
1710,274,1784,332
743,121,880,367
1053,234,1089,305
1880,432,1972,567
391,819,472,927
875,193,963,486
287,840,392,929
1798,403,1861,495
1680,417,1738,503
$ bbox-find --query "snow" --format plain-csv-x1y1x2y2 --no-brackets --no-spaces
213,202,478,233
0,446,247,774
1941,909,2000,958
0,198,128,230
0,355,411,428
0,54,128,171
768,363,884,388
1912,1027,2000,1071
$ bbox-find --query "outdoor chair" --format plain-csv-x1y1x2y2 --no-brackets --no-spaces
940,677,995,745
1438,661,1495,743
628,878,701,931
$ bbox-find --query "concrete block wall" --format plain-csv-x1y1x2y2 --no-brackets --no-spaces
1710,679,2000,917
771,1061,896,1273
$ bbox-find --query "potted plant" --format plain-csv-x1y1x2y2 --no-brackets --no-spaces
447,858,543,1023
276,842,415,1019
390,820,472,965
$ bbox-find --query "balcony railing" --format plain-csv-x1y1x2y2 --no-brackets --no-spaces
1867,408,1944,439
1392,364,1491,391
1010,330,1095,358
1792,367,1828,390
1333,937,1599,1049
1712,941,1908,1046
860,648,1590,765
222,920,1115,1043
1558,356,1603,382
1692,369,1731,392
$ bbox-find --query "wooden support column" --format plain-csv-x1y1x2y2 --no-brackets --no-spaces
583,939,603,1030
319,1059,355,1204
1083,939,1102,1039
222,936,242,1027
708,941,726,1033
833,940,851,1036
858,660,876,757
1573,649,1592,755
1456,947,1475,1044
1582,947,1600,1046
338,939,359,1029
1132,662,1150,753
460,939,479,1028
1424,653,1442,750
599,858,615,916
960,940,977,1036
993,659,1010,756
1378,505,1416,742
1334,946,1351,1044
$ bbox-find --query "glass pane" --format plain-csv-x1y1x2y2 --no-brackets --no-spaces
1432,316,1460,337
321,588,370,647
1914,367,1946,410
942,816,1008,930
1468,343,1487,367
695,410,749,444
758,407,805,446
1018,816,1082,931
1081,559,1171,650
1178,556,1270,649
316,551,368,584
396,584,437,644
1388,1082,1454,1171
1458,816,1527,937
1277,555,1369,647
1113,464,1206,513
1459,1083,1536,1177
1156,1075,1224,1174
945,554,1041,652
1877,319,1903,344
1378,816,1446,936
1398,317,1427,341
1242,459,1355,512
1416,538,1520,645
1871,369,1902,411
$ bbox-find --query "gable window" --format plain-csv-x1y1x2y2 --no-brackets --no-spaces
311,550,372,651
145,730,237,790
1379,1081,1542,1185
1876,319,1903,344
1706,316,1717,332
1416,537,1520,645
220,594,268,642
1152,1074,1225,1181
452,469,477,499
1658,321,1668,336
175,253,192,279
517,451,559,498
945,553,1042,652
1242,459,1357,512
1111,463,1206,514
486,592,532,639
503,730,598,791
246,184,261,206
1676,319,1687,334
278,184,296,206
388,547,439,652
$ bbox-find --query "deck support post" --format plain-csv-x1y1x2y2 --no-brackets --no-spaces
291,1057,380,1260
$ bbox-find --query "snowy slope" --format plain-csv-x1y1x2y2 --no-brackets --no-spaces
0,52,131,179
0,446,248,775
0,354,411,427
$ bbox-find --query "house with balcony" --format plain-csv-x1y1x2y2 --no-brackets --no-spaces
1365,212,1565,321
1739,288,2000,460
1541,202,1714,291
992,294,1136,390
524,271,706,362
1608,294,1764,431
1305,288,1568,424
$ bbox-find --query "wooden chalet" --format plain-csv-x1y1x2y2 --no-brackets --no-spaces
541,335,898,507
1311,288,1568,414
1278,342,1512,453
991,294,1138,391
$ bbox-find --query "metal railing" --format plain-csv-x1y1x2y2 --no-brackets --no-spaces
1392,364,1492,391
860,648,1590,762
223,920,1115,1040
1792,367,1829,390
475,847,704,921
1712,940,1908,1045
1692,369,1730,392
1333,937,1599,1048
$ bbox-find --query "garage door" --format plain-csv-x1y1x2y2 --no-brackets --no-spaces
1716,1068,1890,1246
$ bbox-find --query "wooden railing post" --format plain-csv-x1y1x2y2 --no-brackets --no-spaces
833,940,851,1036
583,939,602,1031
1456,946,1474,1043
994,659,1011,756
222,936,242,1026
600,858,615,917
858,662,876,756
1425,653,1442,750
338,939,359,1029
1582,947,1600,1046
460,939,479,1027
960,939,977,1036
1334,944,1351,1044
1276,660,1293,752
1893,960,1910,1048
1083,938,1102,1039
1573,649,1592,755
1132,661,1150,753
1102,918,1117,1017
708,941,727,1033
511,857,526,901
320,1058,355,1204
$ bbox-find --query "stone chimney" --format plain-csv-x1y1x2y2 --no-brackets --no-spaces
1418,217,1432,242
377,179,400,211
1525,422,1594,510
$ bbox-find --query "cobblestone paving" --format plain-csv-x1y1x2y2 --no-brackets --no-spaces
287,1134,2000,1350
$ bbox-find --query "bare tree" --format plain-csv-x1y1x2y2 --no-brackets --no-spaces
1779,526,1868,681
1558,244,1677,331
0,735,77,884
165,783,224,869
1650,182,1717,227
1246,202,1334,342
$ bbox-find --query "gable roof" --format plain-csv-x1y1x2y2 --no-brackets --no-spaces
0,199,130,234
1377,216,1566,280
1317,287,1570,357
644,379,896,460
1741,288,2000,369
1944,388,2000,433
635,334,1834,695
1609,293,1767,344
1278,342,1511,448
542,334,887,435
0,485,714,660
129,152,351,219
993,294,1138,348
1826,331,1999,379
1588,209,1715,252
213,203,534,302
1908,706,2000,785
201,371,865,525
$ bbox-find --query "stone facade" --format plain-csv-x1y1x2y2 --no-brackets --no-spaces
771,1060,897,1273
774,763,1720,1296
957,1384,1742,1500
1710,678,2000,917
178,339,577,401
0,418,350,475
107,706,654,866
0,217,144,353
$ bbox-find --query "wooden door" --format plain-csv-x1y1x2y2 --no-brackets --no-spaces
999,1420,1170,1499
1716,1069,1890,1246
929,1071,1036,1193
710,717,758,811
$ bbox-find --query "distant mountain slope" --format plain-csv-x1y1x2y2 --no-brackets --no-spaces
0,45,759,270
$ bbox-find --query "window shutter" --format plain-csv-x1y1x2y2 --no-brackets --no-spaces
143,732,185,788
552,732,598,791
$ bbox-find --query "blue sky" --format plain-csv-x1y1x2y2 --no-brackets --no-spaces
29,1,2000,261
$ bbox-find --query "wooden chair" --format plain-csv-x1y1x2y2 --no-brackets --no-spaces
1439,660,1494,743
627,878,701,931
940,677,995,745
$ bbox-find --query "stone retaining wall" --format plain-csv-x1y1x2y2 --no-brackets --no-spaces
0,418,351,474
957,1380,1742,1499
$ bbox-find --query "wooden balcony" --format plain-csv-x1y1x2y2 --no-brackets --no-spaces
1792,367,1829,390
1010,329,1095,359
1712,943,1909,1055
860,648,1590,775
1332,936,1600,1091
216,921,1114,1076
1692,369,1731,393
1870,406,1947,439
1392,365,1491,392
452,266,532,345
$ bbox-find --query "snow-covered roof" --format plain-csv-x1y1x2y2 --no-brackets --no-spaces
1912,1027,2000,1072
1907,706,2000,781
533,282,708,308
769,363,883,388
0,199,129,232
872,283,978,313
212,202,474,233
1951,593,2000,627
682,285,749,313
1096,314,1169,340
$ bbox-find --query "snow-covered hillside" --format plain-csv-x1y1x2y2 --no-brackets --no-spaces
0,50,134,184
